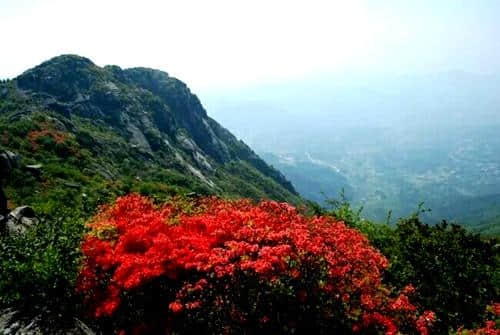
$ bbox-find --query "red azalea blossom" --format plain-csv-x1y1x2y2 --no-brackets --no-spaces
402,284,416,295
28,128,68,150
77,194,434,334
169,301,183,314
186,301,202,310
493,303,500,317
416,311,436,335
260,315,270,324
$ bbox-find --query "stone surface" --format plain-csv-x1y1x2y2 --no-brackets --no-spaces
0,309,97,335
5,206,39,236
0,151,20,174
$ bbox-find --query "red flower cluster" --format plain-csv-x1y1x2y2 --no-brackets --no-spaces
77,194,433,334
28,128,68,150
416,311,436,335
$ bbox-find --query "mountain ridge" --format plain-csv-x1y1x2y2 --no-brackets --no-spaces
0,54,300,215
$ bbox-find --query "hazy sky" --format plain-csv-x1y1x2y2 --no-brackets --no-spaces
1,0,499,91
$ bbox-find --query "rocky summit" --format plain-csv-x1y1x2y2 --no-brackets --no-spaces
0,55,300,215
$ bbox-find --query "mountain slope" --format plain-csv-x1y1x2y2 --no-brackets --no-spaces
0,55,300,216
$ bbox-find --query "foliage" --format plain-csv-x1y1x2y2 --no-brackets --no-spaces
0,211,84,317
323,190,397,252
77,194,434,335
385,216,499,334
453,304,500,335
324,194,499,334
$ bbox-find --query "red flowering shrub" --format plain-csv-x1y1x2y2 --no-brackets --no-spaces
28,129,68,150
77,194,433,334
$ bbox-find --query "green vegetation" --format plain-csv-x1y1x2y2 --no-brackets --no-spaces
324,194,499,333
0,212,84,330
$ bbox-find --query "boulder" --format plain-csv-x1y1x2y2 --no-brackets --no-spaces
0,151,20,173
5,206,39,236
0,309,97,335
24,164,43,177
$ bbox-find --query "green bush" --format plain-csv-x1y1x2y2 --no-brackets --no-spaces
323,195,499,333
0,212,84,316
385,217,499,333
323,190,397,250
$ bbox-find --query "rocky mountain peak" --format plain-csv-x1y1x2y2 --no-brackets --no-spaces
0,55,299,204
16,55,99,102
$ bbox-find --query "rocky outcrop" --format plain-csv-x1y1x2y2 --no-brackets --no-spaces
9,54,299,201
16,55,97,103
0,151,20,173
0,151,42,236
1,150,20,218
4,206,39,236
0,309,96,335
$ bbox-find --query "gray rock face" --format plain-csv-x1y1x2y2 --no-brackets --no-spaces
17,55,96,102
85,163,117,181
5,206,39,236
0,151,20,174
0,309,97,335
127,123,152,154
1,150,20,217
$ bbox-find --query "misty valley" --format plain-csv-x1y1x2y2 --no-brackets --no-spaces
261,125,500,233
204,72,500,235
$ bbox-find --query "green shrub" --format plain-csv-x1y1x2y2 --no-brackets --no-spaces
386,216,499,333
323,194,499,333
0,211,85,317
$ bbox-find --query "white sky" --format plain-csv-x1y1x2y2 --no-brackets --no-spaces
1,0,499,91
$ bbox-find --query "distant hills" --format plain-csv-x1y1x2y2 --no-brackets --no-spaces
0,55,300,216
203,72,500,234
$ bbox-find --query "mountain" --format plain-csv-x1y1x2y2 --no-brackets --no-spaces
0,55,300,216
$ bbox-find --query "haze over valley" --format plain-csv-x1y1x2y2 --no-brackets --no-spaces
203,72,500,232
